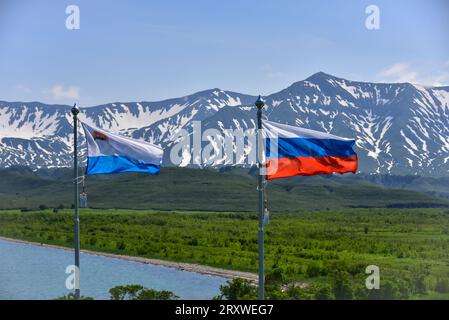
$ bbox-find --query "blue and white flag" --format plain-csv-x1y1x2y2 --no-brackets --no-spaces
82,123,163,175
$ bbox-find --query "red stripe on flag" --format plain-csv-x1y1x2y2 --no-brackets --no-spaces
266,155,358,180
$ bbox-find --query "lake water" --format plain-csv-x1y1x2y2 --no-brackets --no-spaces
0,239,227,300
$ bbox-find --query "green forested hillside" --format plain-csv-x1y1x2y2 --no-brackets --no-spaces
0,167,448,211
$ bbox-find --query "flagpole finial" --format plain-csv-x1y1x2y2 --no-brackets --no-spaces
255,95,265,109
71,103,80,116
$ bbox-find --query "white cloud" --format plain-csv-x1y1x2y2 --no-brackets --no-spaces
430,72,449,87
44,84,80,100
14,85,32,94
378,63,449,87
261,64,287,79
379,63,417,83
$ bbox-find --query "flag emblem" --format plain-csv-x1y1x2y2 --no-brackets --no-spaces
93,130,108,141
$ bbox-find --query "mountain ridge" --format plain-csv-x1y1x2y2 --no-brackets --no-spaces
1,72,448,176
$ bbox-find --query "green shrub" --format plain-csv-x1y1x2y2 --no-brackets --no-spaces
331,270,353,300
435,278,449,293
89,237,97,246
266,268,286,285
116,240,126,250
109,284,177,300
55,293,93,300
306,262,322,278
214,278,257,300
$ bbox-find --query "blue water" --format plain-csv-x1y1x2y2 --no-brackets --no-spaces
0,239,227,300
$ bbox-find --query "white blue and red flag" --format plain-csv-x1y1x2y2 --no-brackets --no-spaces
263,120,358,180
82,123,163,175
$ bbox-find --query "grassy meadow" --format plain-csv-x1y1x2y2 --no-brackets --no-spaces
1,208,449,299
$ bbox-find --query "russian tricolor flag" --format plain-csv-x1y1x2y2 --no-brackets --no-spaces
82,123,163,175
264,121,358,180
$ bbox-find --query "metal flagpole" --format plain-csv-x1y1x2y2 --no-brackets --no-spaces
255,95,265,300
71,104,81,300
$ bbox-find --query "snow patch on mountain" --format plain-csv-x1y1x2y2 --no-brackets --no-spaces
1,73,449,176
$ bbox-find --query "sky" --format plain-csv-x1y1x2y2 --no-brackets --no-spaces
0,0,448,106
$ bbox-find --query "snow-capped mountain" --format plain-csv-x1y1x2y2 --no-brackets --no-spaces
0,90,256,169
1,72,449,176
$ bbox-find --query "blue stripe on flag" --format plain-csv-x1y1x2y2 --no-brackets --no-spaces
86,155,161,175
266,137,356,159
